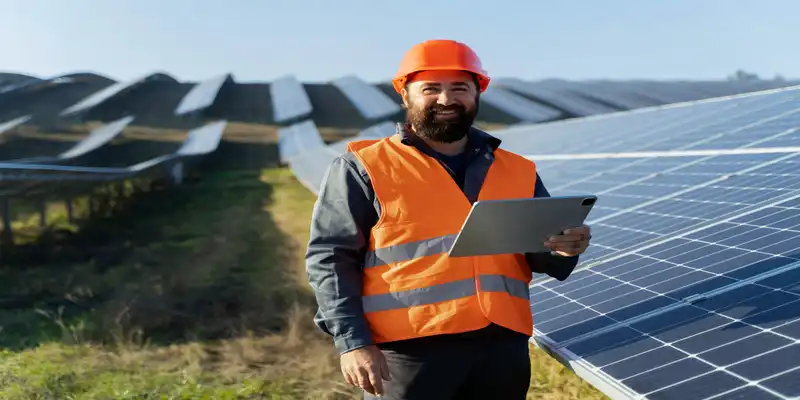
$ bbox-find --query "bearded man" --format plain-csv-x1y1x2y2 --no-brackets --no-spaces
305,39,592,400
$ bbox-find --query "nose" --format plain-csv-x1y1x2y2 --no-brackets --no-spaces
436,89,456,106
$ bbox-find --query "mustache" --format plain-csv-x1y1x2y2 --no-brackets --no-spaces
426,104,465,114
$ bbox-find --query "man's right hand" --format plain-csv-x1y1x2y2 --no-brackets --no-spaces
341,345,392,396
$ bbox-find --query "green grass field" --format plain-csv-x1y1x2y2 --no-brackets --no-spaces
0,165,609,399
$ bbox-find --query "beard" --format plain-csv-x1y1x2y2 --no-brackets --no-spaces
406,97,479,143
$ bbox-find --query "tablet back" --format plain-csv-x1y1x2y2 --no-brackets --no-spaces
447,195,597,257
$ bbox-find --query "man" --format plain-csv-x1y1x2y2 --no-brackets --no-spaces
305,39,592,399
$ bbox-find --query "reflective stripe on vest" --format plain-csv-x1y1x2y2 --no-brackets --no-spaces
348,134,537,344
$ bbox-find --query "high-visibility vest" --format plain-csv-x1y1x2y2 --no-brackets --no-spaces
347,134,537,344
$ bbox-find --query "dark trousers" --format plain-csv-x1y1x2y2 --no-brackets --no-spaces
364,325,531,400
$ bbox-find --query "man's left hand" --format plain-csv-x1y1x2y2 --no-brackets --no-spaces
544,224,592,257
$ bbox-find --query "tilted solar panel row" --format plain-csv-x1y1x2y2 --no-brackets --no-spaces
516,86,800,399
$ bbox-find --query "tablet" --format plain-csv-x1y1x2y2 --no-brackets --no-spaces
447,195,597,258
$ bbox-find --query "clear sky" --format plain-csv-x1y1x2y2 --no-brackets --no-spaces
2,0,797,84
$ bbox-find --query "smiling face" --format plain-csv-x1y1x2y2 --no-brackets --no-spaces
401,70,480,143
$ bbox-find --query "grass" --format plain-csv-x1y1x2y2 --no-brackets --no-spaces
0,166,609,399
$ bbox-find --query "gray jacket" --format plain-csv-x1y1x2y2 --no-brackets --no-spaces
305,123,580,354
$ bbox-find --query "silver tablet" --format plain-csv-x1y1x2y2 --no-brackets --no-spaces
447,195,597,258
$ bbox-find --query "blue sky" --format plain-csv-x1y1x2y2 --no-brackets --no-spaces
2,0,797,83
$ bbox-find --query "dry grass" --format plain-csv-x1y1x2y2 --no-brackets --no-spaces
0,166,608,399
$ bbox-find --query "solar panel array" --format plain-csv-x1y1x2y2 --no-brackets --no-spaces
279,85,800,400
499,86,800,400
5,65,800,399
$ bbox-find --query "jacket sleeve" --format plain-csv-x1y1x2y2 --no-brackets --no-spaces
525,173,580,281
305,156,377,355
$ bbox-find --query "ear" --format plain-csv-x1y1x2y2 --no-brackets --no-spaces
400,88,410,109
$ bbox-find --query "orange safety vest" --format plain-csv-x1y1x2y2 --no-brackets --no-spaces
347,134,537,344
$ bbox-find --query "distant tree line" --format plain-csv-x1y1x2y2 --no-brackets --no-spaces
728,69,787,82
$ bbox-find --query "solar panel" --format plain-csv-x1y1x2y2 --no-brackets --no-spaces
569,81,662,109
175,120,228,156
174,73,230,116
277,119,324,163
270,75,313,123
496,86,800,156
480,86,562,122
532,196,800,399
288,122,398,193
0,115,31,135
58,116,134,159
355,121,396,139
0,78,43,95
288,145,339,194
60,72,157,116
522,86,800,399
330,75,401,120
498,78,619,116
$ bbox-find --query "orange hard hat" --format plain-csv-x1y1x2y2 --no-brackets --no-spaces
392,39,490,94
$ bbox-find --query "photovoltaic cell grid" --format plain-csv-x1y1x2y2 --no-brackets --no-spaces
525,86,800,399
497,86,800,157
523,87,800,265
530,195,800,399
536,152,800,265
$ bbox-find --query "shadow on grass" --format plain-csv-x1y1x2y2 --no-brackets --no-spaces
0,167,314,352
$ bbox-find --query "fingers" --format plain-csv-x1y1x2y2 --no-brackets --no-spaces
366,367,384,396
358,368,377,396
545,225,592,256
545,239,590,256
546,234,584,243
563,226,589,235
343,365,386,397
343,368,355,387
380,353,392,381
